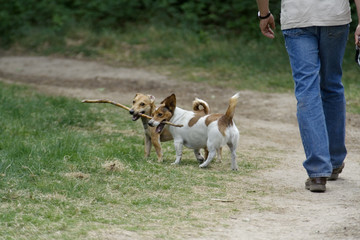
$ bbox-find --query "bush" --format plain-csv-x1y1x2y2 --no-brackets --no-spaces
0,0,282,46
0,0,357,46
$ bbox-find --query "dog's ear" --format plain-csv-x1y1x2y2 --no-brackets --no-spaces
148,95,155,104
161,94,175,104
163,94,176,113
134,93,140,98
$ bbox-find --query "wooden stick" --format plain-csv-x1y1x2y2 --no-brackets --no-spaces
82,99,135,114
81,99,183,127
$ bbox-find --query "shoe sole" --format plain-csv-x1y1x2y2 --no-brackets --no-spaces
309,184,326,192
305,183,326,192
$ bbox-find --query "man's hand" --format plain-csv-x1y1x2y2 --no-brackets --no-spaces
355,24,360,46
259,14,275,39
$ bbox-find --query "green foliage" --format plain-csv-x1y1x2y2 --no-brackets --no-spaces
0,0,282,46
1,0,358,46
0,0,144,45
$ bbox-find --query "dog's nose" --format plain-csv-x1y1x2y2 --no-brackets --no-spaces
129,109,134,115
148,120,154,127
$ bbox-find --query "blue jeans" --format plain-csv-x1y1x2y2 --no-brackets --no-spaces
282,25,348,178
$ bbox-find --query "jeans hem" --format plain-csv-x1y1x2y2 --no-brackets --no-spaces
308,173,331,178
332,163,344,170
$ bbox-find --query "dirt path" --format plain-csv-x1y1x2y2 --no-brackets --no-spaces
1,56,359,240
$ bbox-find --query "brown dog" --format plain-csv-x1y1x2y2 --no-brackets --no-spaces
129,93,214,162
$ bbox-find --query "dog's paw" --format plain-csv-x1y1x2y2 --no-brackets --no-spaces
199,163,208,168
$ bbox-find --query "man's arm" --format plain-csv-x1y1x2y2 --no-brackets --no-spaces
354,0,360,45
256,0,276,39
257,0,270,16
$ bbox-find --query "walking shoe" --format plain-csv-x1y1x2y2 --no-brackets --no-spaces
328,162,345,181
305,177,327,192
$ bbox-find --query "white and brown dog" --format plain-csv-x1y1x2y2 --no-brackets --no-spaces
129,93,211,162
148,93,239,170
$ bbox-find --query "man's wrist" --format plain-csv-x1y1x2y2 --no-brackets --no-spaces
258,11,271,20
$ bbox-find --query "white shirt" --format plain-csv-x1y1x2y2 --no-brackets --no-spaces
280,0,352,30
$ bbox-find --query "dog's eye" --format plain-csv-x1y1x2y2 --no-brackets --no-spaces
133,101,135,104
140,102,145,106
157,113,163,117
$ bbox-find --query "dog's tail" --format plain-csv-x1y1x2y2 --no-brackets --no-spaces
192,98,210,115
224,92,240,122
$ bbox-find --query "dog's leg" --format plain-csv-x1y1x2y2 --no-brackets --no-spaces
151,134,163,162
194,149,205,163
172,141,183,165
204,147,209,160
217,147,223,163
144,134,152,158
227,143,238,171
199,149,216,168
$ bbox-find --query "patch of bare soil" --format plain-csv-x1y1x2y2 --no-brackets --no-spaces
1,56,359,240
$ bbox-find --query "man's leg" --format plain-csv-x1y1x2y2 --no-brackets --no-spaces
283,27,332,178
319,25,349,171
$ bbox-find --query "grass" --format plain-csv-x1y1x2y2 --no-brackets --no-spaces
0,82,276,239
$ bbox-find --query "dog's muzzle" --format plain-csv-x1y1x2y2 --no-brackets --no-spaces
129,109,141,121
148,120,155,127
148,120,165,133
